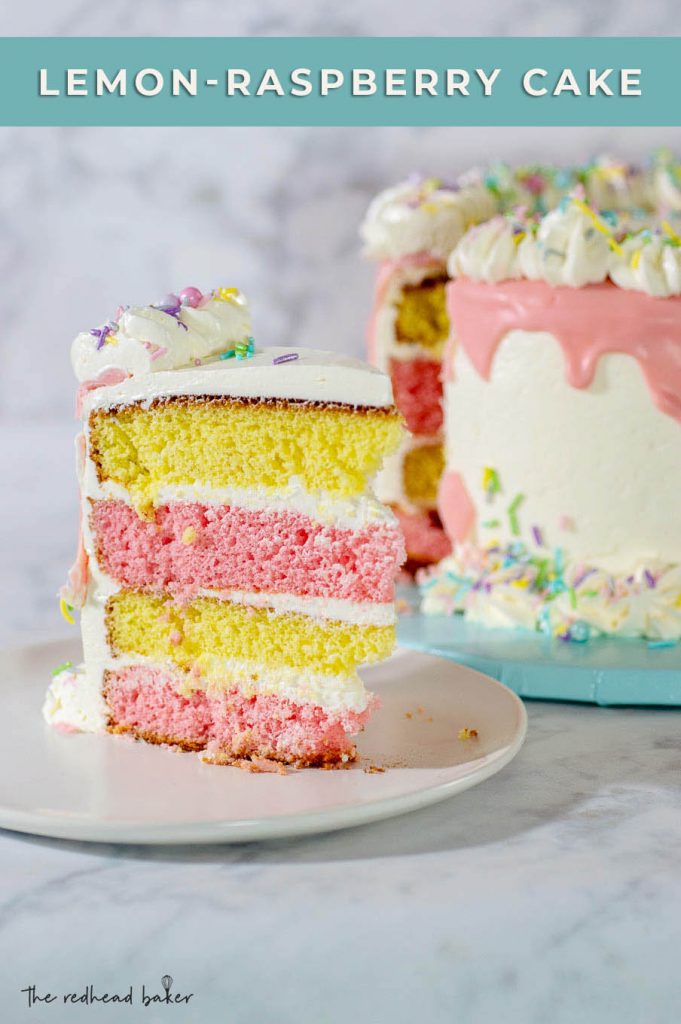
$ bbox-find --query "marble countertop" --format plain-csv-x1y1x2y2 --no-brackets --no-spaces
2,426,680,1023
2,700,680,1023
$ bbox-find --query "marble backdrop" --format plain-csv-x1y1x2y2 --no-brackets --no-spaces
2,0,681,644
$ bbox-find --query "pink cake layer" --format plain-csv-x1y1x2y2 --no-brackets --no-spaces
91,500,404,603
395,507,451,566
104,666,375,766
390,358,443,436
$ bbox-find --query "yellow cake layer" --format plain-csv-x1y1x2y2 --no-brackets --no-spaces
107,591,395,678
403,444,445,507
89,398,403,510
395,277,449,350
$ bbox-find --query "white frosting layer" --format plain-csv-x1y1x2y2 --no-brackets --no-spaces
82,346,394,414
83,466,396,532
42,667,108,733
444,331,681,575
361,177,497,260
72,289,252,383
205,590,395,626
117,655,370,714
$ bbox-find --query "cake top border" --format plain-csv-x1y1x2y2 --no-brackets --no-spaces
360,151,681,266
448,192,681,296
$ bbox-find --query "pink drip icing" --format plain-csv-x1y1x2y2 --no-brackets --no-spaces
438,471,475,543
75,367,130,419
446,278,681,424
367,253,445,363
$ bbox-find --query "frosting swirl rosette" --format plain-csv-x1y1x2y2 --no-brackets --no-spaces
71,287,252,383
360,175,497,260
516,197,614,287
610,229,681,297
448,214,529,283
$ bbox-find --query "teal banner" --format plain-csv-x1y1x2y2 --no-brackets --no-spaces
0,37,678,126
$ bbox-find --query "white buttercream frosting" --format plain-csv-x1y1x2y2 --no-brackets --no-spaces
72,287,252,383
448,215,527,283
82,345,395,414
443,334,681,575
360,176,498,260
428,331,681,641
42,666,108,732
609,231,681,297
516,199,612,287
582,155,653,213
448,197,681,296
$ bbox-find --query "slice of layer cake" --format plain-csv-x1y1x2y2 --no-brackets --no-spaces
44,286,405,767
421,196,681,642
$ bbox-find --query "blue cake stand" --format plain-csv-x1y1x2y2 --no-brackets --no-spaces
396,589,681,707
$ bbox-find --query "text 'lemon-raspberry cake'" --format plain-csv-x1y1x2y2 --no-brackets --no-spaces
43,286,405,767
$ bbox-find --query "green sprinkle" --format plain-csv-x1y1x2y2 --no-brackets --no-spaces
482,467,501,496
219,349,236,360
569,587,577,609
507,493,525,536
482,518,501,528
535,559,549,590
52,660,73,677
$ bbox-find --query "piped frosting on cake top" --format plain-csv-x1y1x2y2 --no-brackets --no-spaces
360,175,497,260
72,286,252,382
74,284,394,413
448,195,681,297
360,153,681,264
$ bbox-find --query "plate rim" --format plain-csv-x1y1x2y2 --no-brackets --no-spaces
0,642,527,846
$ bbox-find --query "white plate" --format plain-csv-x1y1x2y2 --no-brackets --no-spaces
0,640,526,845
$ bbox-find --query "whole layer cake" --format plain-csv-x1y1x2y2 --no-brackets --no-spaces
360,154,677,568
420,196,681,642
44,286,405,766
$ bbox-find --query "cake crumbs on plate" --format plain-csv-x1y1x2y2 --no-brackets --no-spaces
363,764,386,774
458,727,479,741
201,752,289,774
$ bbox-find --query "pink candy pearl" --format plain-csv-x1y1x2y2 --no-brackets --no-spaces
180,286,203,308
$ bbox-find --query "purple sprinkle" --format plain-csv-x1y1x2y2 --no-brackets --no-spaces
272,353,299,365
90,324,111,350
573,567,597,589
157,302,188,330
531,525,543,546
644,569,657,589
